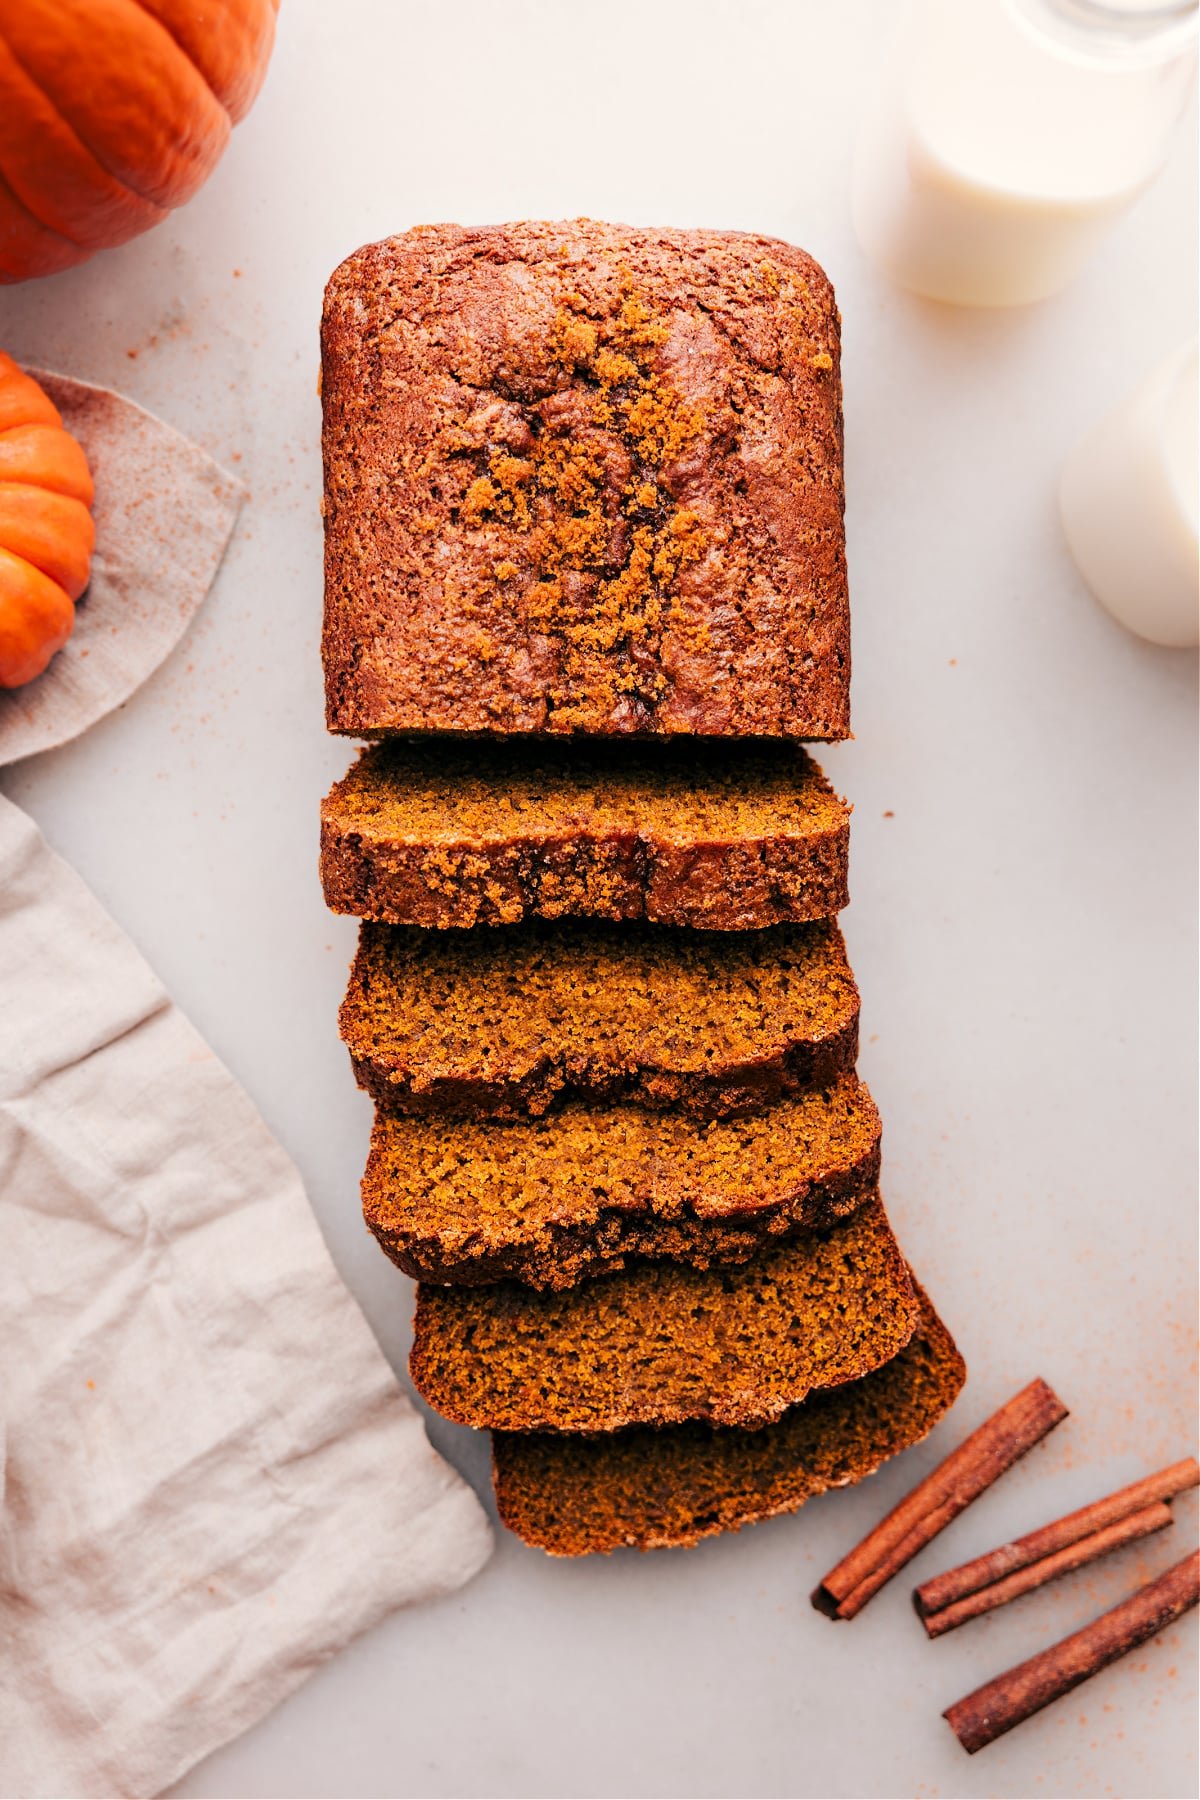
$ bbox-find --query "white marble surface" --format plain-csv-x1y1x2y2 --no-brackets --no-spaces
1,4,1196,1796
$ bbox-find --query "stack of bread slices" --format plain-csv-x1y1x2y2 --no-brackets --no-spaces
318,220,965,1554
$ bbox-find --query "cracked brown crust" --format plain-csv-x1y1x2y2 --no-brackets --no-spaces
409,1199,918,1433
321,739,851,930
491,1282,965,1555
363,1071,882,1289
340,917,860,1121
321,220,848,738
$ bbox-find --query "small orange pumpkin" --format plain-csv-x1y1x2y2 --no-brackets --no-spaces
0,353,95,687
0,0,279,284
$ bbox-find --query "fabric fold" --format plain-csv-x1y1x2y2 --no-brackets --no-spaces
0,794,493,1800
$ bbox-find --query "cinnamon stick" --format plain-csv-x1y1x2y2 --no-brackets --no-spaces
920,1501,1173,1637
812,1378,1068,1621
915,1456,1199,1624
944,1550,1200,1754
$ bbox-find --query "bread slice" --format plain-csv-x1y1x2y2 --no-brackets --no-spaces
321,741,850,931
364,1071,882,1289
340,918,859,1120
492,1282,964,1554
409,1198,918,1432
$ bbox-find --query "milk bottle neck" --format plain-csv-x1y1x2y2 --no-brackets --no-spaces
1011,0,1198,66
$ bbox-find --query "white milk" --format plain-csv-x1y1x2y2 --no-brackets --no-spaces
853,0,1197,306
1060,342,1199,646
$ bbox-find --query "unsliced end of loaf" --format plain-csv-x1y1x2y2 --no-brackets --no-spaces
321,221,849,739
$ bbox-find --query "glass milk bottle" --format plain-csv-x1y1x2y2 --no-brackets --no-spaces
1060,342,1199,645
852,0,1197,306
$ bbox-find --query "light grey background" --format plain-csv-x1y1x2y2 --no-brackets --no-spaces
0,3,1195,1796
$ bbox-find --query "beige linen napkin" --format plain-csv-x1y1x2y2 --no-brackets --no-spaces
0,382,493,1800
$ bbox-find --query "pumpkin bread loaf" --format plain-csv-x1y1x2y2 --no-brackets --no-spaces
321,740,851,931
364,1071,881,1289
408,1198,918,1433
491,1283,964,1555
321,221,849,739
340,918,859,1120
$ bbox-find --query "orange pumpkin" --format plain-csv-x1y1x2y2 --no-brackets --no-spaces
0,0,279,284
0,354,95,687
